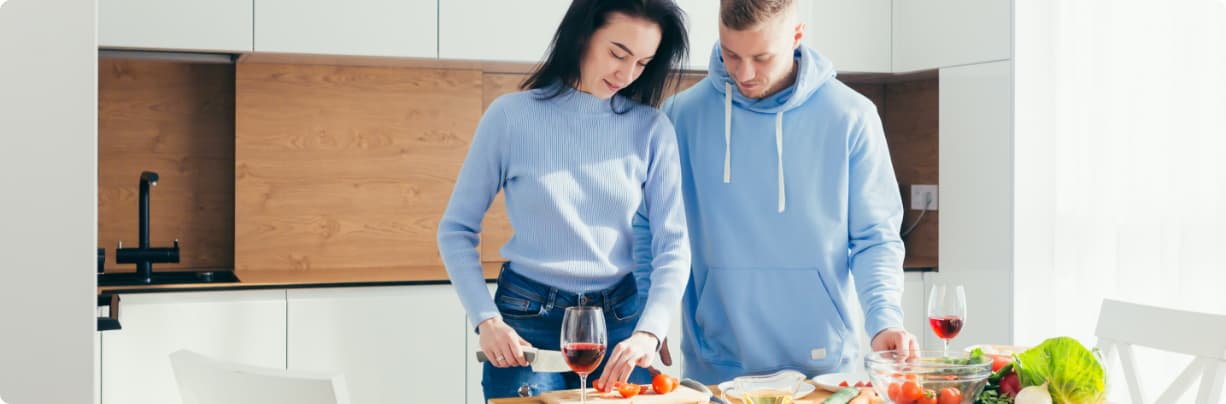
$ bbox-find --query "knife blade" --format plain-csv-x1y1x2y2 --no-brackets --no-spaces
475,348,572,373
680,378,730,404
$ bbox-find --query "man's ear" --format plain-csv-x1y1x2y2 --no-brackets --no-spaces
793,22,806,50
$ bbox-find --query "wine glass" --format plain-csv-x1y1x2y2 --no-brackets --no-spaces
561,306,607,403
927,284,966,357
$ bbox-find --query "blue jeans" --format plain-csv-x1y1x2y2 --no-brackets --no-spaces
482,264,653,400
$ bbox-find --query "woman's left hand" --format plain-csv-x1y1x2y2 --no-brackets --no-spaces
596,331,658,389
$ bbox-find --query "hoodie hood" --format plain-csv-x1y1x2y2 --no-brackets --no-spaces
705,42,836,211
707,41,836,113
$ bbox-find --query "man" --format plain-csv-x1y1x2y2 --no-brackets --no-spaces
634,0,917,384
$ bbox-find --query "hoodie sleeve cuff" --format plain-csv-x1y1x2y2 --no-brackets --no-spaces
865,307,905,342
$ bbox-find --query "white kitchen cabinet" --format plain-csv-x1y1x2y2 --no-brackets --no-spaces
288,285,467,404
892,0,1012,72
100,290,287,404
255,0,437,58
931,60,1014,351
439,0,570,63
902,271,928,350
807,0,892,73
465,283,497,404
98,0,252,53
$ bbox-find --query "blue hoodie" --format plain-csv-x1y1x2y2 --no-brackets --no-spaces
634,43,905,383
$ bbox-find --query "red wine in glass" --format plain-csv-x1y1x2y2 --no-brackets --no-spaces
928,315,964,339
927,285,966,357
562,342,606,374
562,306,606,404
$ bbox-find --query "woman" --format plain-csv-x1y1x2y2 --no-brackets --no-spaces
436,0,691,400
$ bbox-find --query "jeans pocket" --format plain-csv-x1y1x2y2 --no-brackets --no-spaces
495,287,546,319
609,292,642,321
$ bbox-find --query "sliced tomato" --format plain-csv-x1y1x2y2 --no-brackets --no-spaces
839,380,850,387
616,382,641,398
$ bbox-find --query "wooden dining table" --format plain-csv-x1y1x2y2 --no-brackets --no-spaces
488,380,841,404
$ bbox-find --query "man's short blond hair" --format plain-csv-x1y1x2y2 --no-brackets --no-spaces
720,0,796,30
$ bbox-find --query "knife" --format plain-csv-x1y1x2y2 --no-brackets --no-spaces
679,378,730,404
475,348,573,373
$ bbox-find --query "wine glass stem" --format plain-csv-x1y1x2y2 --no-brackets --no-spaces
943,339,950,357
580,375,587,403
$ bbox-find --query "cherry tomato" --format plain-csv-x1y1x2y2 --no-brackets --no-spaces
918,390,938,404
991,354,1012,372
938,387,963,404
901,381,925,402
652,373,678,394
888,382,902,402
616,382,641,398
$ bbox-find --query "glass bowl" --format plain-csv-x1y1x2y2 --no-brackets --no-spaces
864,350,992,404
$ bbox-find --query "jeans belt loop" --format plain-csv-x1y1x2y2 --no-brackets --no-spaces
601,289,612,312
545,288,557,311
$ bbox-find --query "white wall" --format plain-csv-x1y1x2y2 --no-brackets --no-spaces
1015,1,1226,402
0,0,97,403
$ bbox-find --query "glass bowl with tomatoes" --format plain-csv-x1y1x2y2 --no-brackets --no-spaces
864,350,992,404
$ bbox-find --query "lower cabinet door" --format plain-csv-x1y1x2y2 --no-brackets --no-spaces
100,290,287,404
288,285,468,404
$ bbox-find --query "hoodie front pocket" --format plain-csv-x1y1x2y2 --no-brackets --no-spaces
691,266,850,373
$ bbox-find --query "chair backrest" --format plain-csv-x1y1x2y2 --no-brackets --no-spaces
1094,299,1226,404
170,350,351,404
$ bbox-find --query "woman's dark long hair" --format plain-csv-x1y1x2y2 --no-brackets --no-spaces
522,0,689,111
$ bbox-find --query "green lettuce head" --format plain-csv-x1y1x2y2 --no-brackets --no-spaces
1014,337,1107,404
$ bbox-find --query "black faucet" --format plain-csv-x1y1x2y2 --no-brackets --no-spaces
114,171,180,284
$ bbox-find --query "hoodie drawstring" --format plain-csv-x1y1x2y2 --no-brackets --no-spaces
775,111,785,212
723,82,787,213
723,83,733,184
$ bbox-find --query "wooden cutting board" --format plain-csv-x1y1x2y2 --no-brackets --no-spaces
539,386,710,404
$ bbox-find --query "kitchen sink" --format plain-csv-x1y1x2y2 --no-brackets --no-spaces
97,270,240,286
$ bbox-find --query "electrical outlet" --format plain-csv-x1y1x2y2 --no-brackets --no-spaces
910,184,938,210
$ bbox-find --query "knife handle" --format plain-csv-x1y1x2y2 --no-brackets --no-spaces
475,350,537,363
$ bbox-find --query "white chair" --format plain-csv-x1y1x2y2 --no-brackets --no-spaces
170,350,351,404
1095,299,1226,404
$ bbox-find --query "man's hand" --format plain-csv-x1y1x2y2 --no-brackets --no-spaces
596,332,658,389
478,317,533,368
870,328,918,361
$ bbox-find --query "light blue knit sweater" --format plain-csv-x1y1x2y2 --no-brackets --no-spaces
437,84,691,340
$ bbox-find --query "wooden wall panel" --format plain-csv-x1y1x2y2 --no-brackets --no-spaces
235,64,483,271
883,78,940,265
98,59,235,272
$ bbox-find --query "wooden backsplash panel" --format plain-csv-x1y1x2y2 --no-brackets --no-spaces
98,59,235,272
235,64,482,271
477,73,706,263
883,78,939,262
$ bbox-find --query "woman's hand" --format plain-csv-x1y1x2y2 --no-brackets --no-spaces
478,317,533,368
596,331,658,388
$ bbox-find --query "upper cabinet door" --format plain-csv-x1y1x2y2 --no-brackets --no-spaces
675,0,719,71
438,0,570,63
806,0,892,73
99,0,253,52
255,0,437,58
892,0,1012,73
